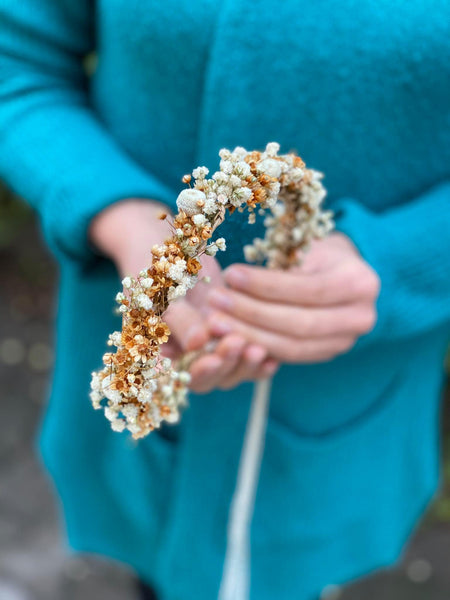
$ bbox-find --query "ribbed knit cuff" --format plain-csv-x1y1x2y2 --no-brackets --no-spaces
333,181,450,344
41,163,177,263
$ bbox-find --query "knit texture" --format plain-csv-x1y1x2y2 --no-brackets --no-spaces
0,1,449,599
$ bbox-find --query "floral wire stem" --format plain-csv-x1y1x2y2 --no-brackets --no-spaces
90,142,334,439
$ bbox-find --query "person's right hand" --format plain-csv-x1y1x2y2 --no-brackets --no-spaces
89,198,279,393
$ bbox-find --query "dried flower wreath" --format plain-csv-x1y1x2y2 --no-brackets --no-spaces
90,142,333,439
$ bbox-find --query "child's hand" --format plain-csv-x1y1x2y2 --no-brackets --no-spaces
89,199,278,392
207,233,380,363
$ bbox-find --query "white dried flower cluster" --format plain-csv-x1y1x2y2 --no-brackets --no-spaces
91,143,333,439
243,157,333,268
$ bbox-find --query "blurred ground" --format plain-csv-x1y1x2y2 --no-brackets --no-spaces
1,193,449,600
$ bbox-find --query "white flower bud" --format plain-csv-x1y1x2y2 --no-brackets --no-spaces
178,371,191,384
205,243,218,256
192,213,207,226
140,277,154,289
127,423,142,435
231,146,248,160
161,357,172,370
265,142,280,157
176,188,206,216
165,411,180,424
192,166,209,179
136,293,153,310
244,245,259,262
111,419,126,432
257,158,283,179
215,238,226,251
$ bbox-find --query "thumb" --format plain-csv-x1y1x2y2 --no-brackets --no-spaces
163,299,210,353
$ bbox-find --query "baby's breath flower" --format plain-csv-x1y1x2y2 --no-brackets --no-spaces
234,160,251,178
136,293,153,311
89,390,102,409
168,259,187,283
122,404,139,423
218,148,232,160
178,371,191,384
105,406,119,422
233,187,253,203
192,166,209,179
161,357,172,370
257,158,283,179
219,159,233,174
192,213,207,226
107,331,122,347
127,423,142,435
162,384,173,397
140,277,154,289
265,141,280,157
215,238,226,251
243,245,259,262
122,276,132,289
111,419,126,433
213,171,229,185
168,285,187,301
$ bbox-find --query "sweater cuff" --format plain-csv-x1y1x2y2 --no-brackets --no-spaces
333,182,450,344
40,159,177,263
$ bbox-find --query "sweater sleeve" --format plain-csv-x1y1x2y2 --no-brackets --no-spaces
333,181,450,344
0,0,176,262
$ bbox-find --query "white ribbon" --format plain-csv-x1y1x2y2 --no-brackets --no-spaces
218,377,272,600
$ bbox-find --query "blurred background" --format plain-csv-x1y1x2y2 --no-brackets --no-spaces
1,185,449,600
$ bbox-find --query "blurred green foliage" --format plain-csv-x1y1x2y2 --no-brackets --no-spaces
0,183,32,249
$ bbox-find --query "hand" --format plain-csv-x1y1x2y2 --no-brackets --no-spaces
207,233,380,363
89,199,278,392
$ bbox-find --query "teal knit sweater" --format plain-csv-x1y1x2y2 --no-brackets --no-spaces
0,1,449,599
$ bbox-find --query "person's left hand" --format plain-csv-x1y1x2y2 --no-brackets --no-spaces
207,233,380,364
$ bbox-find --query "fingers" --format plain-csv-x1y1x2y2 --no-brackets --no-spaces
189,334,246,393
188,335,278,393
223,260,380,306
163,299,209,352
208,287,377,338
185,253,224,317
218,348,279,390
189,335,266,393
208,312,357,363
164,303,276,393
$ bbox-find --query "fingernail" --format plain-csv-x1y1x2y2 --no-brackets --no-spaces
203,356,223,374
224,267,247,289
264,361,279,376
186,324,204,348
226,341,245,359
208,289,232,310
210,318,232,336
247,346,266,364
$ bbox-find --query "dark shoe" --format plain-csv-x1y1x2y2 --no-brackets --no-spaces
136,579,159,600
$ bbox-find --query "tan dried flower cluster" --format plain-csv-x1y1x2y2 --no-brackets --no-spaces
90,143,333,439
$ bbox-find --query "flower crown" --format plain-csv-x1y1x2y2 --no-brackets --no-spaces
90,143,333,439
